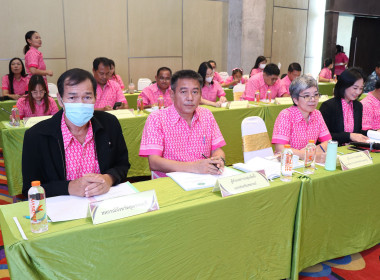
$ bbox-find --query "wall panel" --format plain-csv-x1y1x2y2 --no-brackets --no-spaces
274,0,308,9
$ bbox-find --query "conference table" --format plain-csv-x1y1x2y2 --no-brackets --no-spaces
1,147,379,279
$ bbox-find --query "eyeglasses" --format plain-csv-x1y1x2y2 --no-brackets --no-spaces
31,90,46,95
298,93,320,101
158,77,171,82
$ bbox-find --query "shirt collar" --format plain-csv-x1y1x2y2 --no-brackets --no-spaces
168,105,200,125
61,114,94,150
292,106,316,123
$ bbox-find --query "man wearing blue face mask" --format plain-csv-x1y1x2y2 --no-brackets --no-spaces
22,68,130,198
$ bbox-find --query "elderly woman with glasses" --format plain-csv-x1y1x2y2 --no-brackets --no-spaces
16,75,58,119
320,67,368,145
272,75,331,159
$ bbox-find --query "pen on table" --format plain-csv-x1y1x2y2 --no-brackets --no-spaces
24,215,52,223
201,153,222,173
319,145,326,153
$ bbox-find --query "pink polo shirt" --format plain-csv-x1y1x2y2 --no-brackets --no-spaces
25,47,46,75
139,105,226,178
140,83,172,107
272,106,331,150
61,115,100,181
213,71,224,84
279,75,291,94
202,81,225,102
94,80,128,109
319,68,332,80
1,75,29,95
16,96,59,119
224,76,247,85
242,72,286,101
110,74,125,89
250,68,262,77
341,99,354,133
335,53,348,76
361,92,380,130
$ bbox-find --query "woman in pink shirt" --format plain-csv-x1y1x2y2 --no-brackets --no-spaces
16,75,58,119
109,59,125,89
335,45,349,77
23,31,53,81
1,58,29,100
222,68,247,88
318,58,335,83
198,62,227,107
250,56,267,77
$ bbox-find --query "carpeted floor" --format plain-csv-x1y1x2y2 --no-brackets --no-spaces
0,149,378,280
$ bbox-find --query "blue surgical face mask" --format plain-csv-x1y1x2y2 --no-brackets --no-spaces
63,102,94,127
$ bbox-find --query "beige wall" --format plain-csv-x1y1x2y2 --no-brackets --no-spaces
0,0,228,87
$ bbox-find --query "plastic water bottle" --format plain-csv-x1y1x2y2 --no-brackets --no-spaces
128,79,135,94
255,90,260,104
137,96,144,114
266,90,272,103
281,144,293,182
304,140,316,174
158,95,164,109
10,105,20,126
28,181,48,233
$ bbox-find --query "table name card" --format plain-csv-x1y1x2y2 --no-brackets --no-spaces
339,150,372,171
213,171,269,197
107,109,136,119
275,97,293,105
88,190,159,225
228,101,249,109
24,116,52,128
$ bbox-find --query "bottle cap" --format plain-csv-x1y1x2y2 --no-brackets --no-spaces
12,105,17,108
284,144,291,148
308,140,315,143
31,181,41,186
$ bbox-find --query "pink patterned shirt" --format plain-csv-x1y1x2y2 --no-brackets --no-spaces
94,80,128,109
341,99,354,133
1,75,29,95
335,52,348,76
361,92,380,130
213,71,224,84
202,81,225,102
110,74,125,89
272,106,332,150
319,68,332,80
242,72,286,101
16,96,59,119
250,68,262,77
25,47,46,75
223,76,247,85
140,83,172,107
139,105,226,177
61,115,100,181
279,75,291,94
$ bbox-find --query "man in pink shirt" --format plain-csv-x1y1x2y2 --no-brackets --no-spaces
361,79,380,130
279,63,301,97
139,70,226,178
22,68,130,198
242,63,286,100
92,57,128,111
140,67,173,108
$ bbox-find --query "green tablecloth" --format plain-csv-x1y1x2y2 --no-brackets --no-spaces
124,92,140,109
0,176,300,279
318,82,335,96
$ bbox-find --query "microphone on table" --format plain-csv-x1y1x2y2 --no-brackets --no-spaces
0,106,11,115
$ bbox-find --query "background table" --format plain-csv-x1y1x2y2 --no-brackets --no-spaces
0,176,300,279
317,82,335,96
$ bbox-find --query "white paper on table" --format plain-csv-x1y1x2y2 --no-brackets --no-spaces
46,182,138,222
106,109,135,119
23,115,52,128
167,167,242,191
367,130,380,143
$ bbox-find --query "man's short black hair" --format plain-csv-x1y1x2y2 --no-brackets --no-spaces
156,67,172,77
171,70,203,93
93,57,111,70
288,62,302,72
263,63,280,76
57,68,97,98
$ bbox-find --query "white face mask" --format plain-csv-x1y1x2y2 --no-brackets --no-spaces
259,63,266,70
205,77,213,83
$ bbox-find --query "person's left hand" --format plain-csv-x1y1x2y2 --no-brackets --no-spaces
219,96,227,103
83,174,114,197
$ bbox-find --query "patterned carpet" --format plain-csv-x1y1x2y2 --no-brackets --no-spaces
0,149,378,280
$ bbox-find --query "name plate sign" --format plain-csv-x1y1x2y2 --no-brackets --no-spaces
228,101,249,109
213,171,269,197
339,150,372,171
88,190,159,225
275,97,293,105
107,109,136,119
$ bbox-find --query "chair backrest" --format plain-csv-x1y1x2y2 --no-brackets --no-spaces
233,83,246,101
241,116,274,162
218,72,229,82
48,83,58,98
243,74,249,80
137,78,152,91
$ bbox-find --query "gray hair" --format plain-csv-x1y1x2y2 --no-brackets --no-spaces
290,74,318,101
